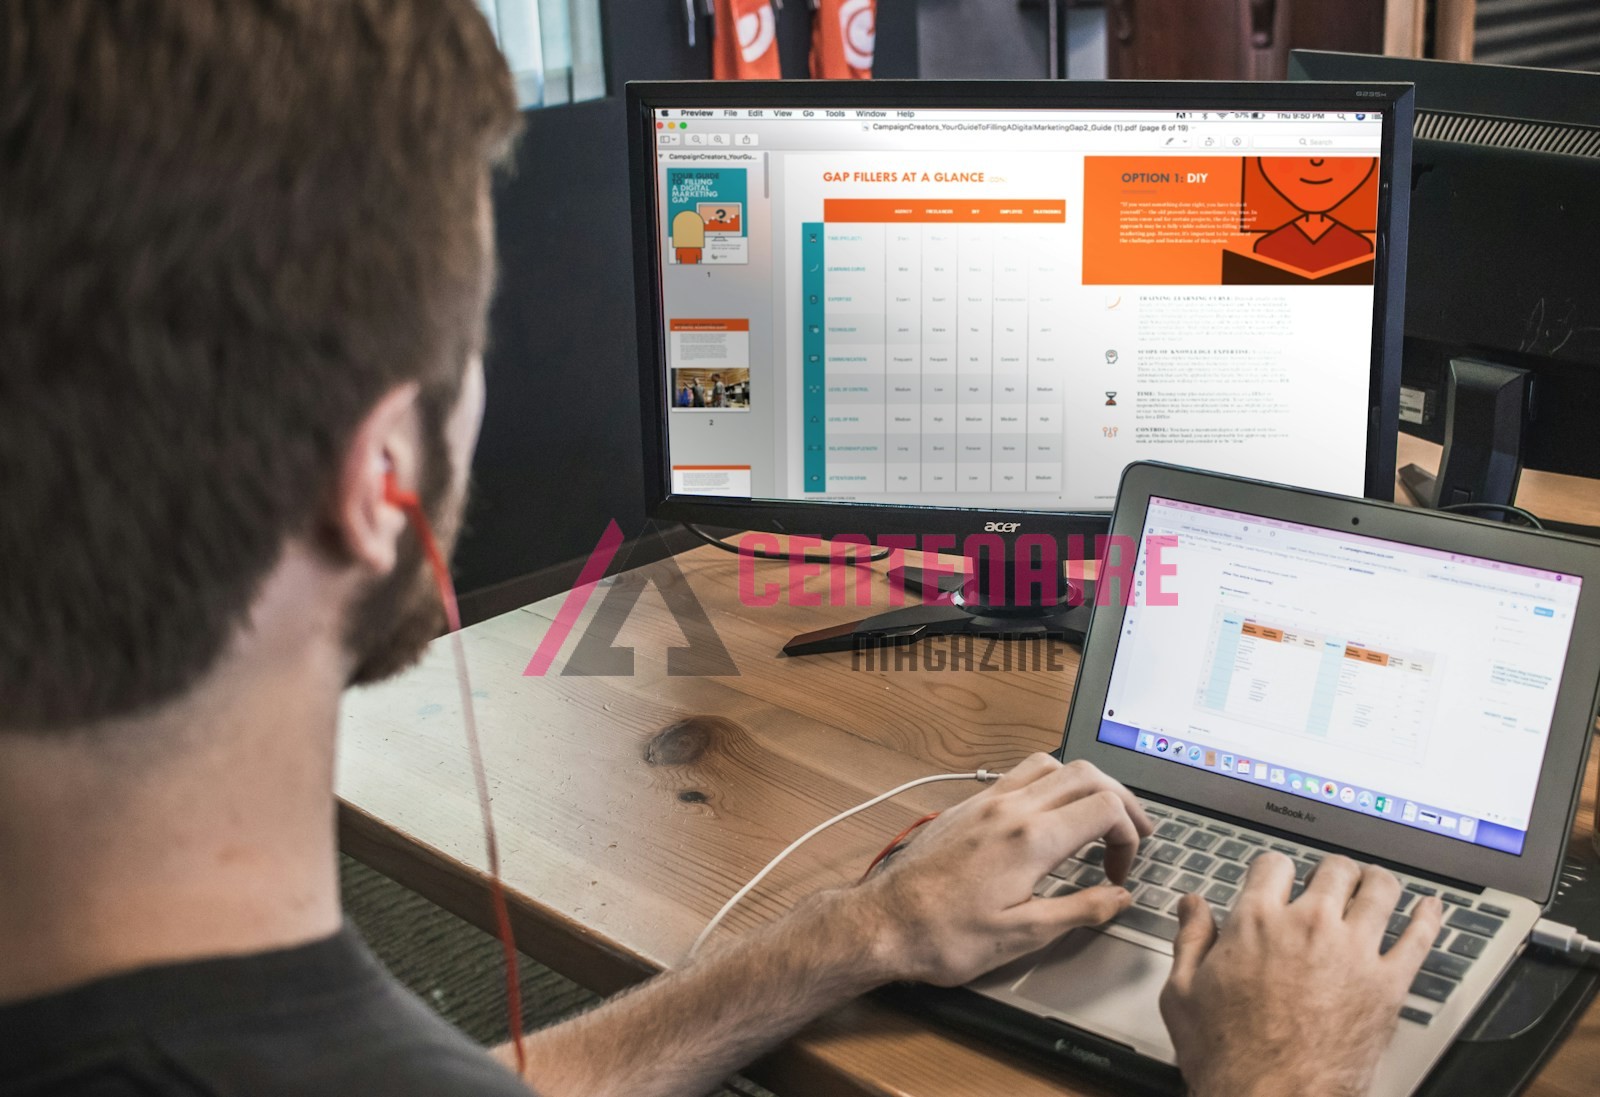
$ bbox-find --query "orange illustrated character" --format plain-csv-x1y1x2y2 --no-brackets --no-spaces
672,210,705,264
1253,157,1377,274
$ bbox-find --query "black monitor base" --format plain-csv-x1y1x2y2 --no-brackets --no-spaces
783,565,1095,657
1397,461,1439,508
1403,458,1600,541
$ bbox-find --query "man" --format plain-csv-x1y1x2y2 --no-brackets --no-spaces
0,4,1442,1097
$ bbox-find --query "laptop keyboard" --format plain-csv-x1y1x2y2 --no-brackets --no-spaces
1035,801,1512,1027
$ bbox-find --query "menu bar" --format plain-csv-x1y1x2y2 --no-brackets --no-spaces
656,108,1373,124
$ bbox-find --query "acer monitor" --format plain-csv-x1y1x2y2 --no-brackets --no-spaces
626,80,1414,654
1291,51,1600,536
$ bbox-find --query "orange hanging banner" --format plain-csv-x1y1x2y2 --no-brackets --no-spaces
810,0,876,79
713,0,781,80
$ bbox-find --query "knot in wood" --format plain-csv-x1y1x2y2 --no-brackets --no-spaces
644,715,743,766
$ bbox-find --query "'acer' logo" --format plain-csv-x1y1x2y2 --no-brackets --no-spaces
983,521,1021,533
1265,800,1315,823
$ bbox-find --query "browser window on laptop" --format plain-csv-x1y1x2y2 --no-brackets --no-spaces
1097,496,1582,857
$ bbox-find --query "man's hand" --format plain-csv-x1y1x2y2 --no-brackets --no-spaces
1160,852,1444,1097
854,753,1155,987
508,755,1150,1097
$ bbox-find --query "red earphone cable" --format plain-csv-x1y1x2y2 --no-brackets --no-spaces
859,812,941,882
385,473,526,1074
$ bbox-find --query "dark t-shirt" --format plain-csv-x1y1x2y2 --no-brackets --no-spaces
0,926,536,1096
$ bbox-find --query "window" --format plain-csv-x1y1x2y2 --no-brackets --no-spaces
476,0,606,109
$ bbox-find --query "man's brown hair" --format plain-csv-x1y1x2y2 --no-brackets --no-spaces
0,0,519,730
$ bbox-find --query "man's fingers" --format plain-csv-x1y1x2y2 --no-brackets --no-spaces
1018,884,1133,939
1344,863,1402,931
1387,896,1444,980
1018,759,1155,839
990,752,1062,794
1302,854,1361,908
1167,893,1218,993
1053,789,1143,885
1014,788,1142,886
1236,850,1295,911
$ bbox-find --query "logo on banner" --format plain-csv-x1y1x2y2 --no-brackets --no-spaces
738,2,777,63
840,0,875,69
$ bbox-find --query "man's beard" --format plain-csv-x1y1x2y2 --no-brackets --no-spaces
344,416,463,687
345,537,451,686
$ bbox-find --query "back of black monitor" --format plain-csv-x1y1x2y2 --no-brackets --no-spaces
1291,51,1600,523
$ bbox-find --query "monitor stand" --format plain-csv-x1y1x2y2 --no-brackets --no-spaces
782,559,1096,657
1398,358,1600,540
1398,357,1530,509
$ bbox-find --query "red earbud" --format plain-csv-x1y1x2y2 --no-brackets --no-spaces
383,468,421,508
383,470,460,634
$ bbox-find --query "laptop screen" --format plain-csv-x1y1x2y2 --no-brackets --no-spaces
1097,497,1583,856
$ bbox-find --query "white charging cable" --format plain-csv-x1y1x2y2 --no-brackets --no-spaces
1531,918,1600,961
687,768,1001,958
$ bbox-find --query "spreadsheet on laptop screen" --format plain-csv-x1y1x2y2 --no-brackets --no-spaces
650,105,1386,508
1098,498,1583,855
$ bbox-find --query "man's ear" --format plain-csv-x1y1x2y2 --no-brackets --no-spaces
330,382,423,576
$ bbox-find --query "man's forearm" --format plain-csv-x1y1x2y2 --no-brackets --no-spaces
499,887,899,1097
490,755,1154,1096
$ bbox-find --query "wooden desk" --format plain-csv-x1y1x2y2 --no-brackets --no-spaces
1395,433,1600,531
339,534,1600,1097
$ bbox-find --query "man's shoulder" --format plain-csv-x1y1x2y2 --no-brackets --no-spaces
0,928,535,1097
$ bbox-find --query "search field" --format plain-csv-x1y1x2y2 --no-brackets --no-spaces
1254,135,1381,151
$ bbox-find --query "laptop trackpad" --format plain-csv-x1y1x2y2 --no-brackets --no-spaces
1011,928,1176,1060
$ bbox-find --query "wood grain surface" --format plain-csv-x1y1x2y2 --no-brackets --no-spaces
1396,433,1600,529
339,467,1600,1097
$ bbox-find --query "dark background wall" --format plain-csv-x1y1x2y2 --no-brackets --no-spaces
455,0,918,613
914,0,1108,79
917,0,1051,77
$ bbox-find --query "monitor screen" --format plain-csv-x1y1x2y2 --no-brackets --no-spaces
1097,496,1583,856
641,92,1397,521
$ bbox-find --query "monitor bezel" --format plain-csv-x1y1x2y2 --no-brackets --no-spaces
1060,460,1600,904
1290,48,1600,128
627,80,1414,542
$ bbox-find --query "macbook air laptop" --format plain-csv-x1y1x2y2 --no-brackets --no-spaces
901,461,1600,1096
